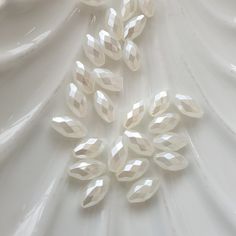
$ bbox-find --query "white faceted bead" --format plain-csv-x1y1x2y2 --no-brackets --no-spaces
149,91,170,117
123,40,141,71
121,0,138,21
127,177,160,203
108,136,128,172
83,34,105,67
153,132,188,151
116,159,149,182
73,138,104,158
67,83,87,117
105,8,124,40
99,30,122,60
174,94,204,118
51,116,87,138
124,14,147,40
148,113,180,134
68,159,106,180
153,151,188,171
80,0,106,6
94,90,115,123
92,68,123,92
138,0,155,18
123,130,154,156
81,175,110,208
123,100,145,129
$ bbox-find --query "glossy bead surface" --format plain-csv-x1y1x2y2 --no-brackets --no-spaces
138,0,155,18
80,0,106,6
121,0,138,21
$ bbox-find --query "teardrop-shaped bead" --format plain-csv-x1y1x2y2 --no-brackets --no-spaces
121,0,138,21
153,132,188,151
116,159,149,182
148,113,180,134
138,0,155,18
123,130,154,156
99,30,122,60
94,90,115,123
174,94,204,118
81,175,110,208
105,8,123,40
124,14,146,40
68,159,106,180
73,138,104,158
83,34,105,67
123,100,145,129
92,68,123,92
127,177,160,203
51,116,87,138
153,152,188,171
108,136,128,172
123,40,141,71
67,83,87,117
80,0,106,6
74,61,94,94
149,91,170,117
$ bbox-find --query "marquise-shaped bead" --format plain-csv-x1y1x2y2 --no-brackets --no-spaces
153,151,188,171
123,130,154,156
174,94,204,118
123,40,141,71
81,175,110,208
68,159,106,180
83,34,105,67
94,90,115,123
148,113,180,134
92,68,123,92
123,100,145,129
138,0,156,18
73,138,104,158
116,159,149,182
121,0,138,21
127,177,160,203
80,0,106,6
51,116,87,138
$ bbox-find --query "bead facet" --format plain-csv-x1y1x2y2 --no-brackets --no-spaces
138,0,155,18
127,177,160,203
174,94,204,118
80,0,106,6
123,130,154,156
94,90,115,123
73,138,104,158
121,0,138,21
116,159,149,182
68,159,106,180
123,100,145,129
153,151,188,171
81,175,110,208
51,116,87,138
148,113,180,134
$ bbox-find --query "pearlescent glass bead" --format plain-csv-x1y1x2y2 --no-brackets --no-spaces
148,113,180,134
174,94,204,118
92,68,123,92
153,132,188,151
51,116,87,138
67,83,87,117
121,0,138,21
127,177,160,203
94,90,115,123
68,159,106,180
123,40,141,71
153,152,188,171
83,34,105,67
123,100,145,129
138,0,155,18
99,30,122,60
116,159,149,182
81,175,110,208
124,14,146,40
80,0,106,7
149,91,170,117
105,8,123,40
108,136,128,172
123,130,154,156
73,138,104,158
